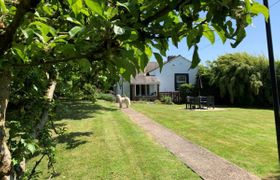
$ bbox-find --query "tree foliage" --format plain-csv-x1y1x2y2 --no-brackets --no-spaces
0,0,268,72
198,53,278,106
210,53,264,104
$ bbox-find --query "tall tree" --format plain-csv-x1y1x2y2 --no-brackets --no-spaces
209,53,266,105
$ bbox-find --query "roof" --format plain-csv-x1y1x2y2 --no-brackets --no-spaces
144,62,159,73
130,55,191,85
131,73,160,85
147,55,192,73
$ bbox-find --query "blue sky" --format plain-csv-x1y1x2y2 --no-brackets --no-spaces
154,0,280,64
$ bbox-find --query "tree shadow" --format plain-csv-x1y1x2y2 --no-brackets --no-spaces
56,131,93,149
55,100,117,121
263,169,280,180
263,175,280,180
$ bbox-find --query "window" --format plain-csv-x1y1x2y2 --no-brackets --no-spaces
174,74,189,90
136,85,150,96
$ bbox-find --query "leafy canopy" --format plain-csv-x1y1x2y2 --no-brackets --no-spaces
0,0,268,78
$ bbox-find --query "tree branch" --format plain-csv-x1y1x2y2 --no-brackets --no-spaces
12,46,121,68
142,19,208,40
0,0,41,55
27,154,46,180
12,55,88,67
141,0,190,25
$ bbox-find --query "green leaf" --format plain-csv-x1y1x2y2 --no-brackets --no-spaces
144,45,152,58
187,35,194,50
27,144,36,154
251,2,269,20
154,53,163,72
230,28,246,48
171,32,179,48
187,27,202,49
213,25,226,44
81,8,90,16
20,139,26,146
226,21,234,34
246,14,252,25
68,0,83,16
244,0,252,11
203,25,215,44
29,21,56,43
85,0,104,17
116,2,130,12
129,30,138,41
104,7,118,19
190,45,200,69
69,26,83,38
66,17,82,25
119,67,125,74
21,28,34,39
78,58,91,72
140,53,149,71
42,4,54,16
57,44,76,56
11,48,27,63
54,35,68,43
0,0,8,13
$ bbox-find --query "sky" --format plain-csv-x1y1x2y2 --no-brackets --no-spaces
153,0,280,64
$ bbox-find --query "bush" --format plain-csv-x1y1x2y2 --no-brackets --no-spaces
154,99,161,104
160,96,173,104
96,93,116,102
82,83,97,102
179,83,194,103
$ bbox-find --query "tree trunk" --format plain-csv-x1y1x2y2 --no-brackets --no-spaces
0,71,11,179
34,80,57,138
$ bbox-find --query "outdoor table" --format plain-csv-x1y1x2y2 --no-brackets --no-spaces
186,96,214,109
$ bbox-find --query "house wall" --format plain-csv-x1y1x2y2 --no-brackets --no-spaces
149,56,198,92
115,81,130,97
149,84,157,95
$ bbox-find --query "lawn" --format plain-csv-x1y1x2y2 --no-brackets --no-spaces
28,100,199,179
132,102,279,178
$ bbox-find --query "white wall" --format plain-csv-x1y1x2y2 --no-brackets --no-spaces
149,84,157,95
149,56,198,92
115,80,130,97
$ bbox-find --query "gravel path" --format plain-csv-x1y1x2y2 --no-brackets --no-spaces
122,107,260,180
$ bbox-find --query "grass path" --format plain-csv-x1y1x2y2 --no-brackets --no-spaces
132,103,279,178
29,100,199,179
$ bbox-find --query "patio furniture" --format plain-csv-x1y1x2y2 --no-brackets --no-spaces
186,96,195,109
206,96,215,109
186,96,215,109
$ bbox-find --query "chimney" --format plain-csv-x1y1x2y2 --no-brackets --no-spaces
167,55,176,62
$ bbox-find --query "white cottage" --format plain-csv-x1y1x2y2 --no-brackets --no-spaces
115,55,198,101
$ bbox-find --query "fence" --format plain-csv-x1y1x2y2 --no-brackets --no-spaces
159,92,181,104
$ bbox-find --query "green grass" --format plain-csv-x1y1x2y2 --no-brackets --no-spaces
132,102,280,178
28,100,199,179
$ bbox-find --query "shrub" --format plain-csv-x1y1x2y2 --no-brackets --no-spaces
160,96,173,104
154,99,161,104
96,93,116,102
179,83,194,103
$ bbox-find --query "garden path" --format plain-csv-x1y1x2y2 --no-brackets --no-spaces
121,107,260,180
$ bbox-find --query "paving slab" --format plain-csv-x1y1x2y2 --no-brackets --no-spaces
122,107,260,180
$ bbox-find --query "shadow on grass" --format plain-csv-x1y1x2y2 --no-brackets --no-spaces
55,100,117,121
262,168,280,180
56,131,93,149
